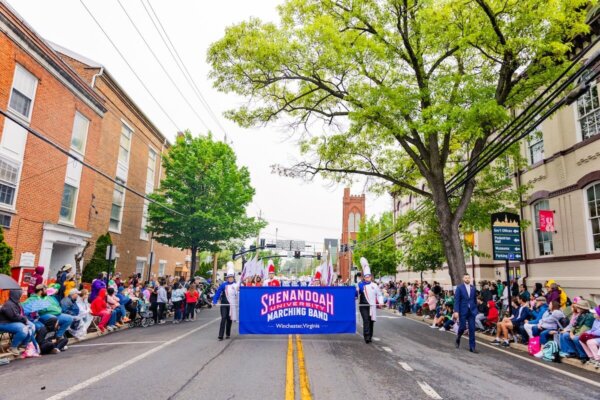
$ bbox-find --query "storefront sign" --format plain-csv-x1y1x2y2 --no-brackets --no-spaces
239,286,356,334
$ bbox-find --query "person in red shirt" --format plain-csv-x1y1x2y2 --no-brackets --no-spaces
90,288,111,333
185,284,199,321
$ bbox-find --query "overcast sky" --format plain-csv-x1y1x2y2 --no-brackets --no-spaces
10,0,391,251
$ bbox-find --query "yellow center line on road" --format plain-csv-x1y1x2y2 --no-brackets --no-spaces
296,335,312,400
286,334,295,400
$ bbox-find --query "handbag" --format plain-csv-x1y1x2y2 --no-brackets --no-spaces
528,336,541,355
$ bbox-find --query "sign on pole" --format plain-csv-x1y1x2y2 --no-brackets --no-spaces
491,212,522,261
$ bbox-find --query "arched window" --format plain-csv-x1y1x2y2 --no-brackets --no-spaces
585,182,600,251
354,213,361,232
348,213,355,233
533,200,553,256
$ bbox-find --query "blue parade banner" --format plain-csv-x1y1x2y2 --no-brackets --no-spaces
239,286,356,335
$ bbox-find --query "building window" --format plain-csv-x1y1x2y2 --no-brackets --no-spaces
0,157,19,207
140,201,149,240
70,112,89,154
348,213,355,233
136,260,145,277
354,213,361,232
109,180,125,232
0,212,11,228
8,65,37,120
118,124,132,166
146,149,157,192
586,183,600,251
577,85,600,141
527,130,544,165
59,184,77,223
158,261,166,277
533,200,553,256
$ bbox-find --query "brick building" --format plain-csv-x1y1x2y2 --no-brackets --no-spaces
52,44,190,280
338,188,365,282
0,2,105,281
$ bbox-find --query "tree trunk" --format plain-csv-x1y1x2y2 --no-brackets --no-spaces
211,252,219,283
430,180,468,287
190,246,198,278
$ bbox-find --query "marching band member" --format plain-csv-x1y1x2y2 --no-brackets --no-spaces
357,257,383,343
311,268,322,286
213,262,239,341
263,260,280,287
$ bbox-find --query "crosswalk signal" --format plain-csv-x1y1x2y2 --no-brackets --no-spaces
294,250,301,259
316,252,321,261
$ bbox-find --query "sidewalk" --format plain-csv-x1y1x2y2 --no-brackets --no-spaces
0,324,130,364
387,309,600,375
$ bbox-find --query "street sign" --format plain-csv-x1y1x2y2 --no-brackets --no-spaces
491,212,522,261
276,240,305,251
105,245,117,261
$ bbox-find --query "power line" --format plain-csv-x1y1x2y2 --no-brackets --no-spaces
116,0,211,132
0,107,184,217
79,0,182,133
141,0,229,142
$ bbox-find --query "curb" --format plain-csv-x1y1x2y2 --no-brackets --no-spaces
391,309,600,374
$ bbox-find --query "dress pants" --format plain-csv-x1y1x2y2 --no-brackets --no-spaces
219,304,232,339
359,304,374,341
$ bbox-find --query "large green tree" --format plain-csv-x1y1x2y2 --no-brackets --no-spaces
208,0,589,284
353,212,399,277
147,132,264,276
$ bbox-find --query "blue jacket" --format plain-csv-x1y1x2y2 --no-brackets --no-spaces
213,281,234,305
453,284,477,315
512,305,531,325
529,304,548,324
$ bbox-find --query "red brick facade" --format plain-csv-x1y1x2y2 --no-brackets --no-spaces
339,188,365,282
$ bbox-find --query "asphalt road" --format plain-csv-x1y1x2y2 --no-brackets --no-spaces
0,308,598,400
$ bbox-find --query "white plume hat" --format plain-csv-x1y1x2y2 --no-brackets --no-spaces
360,257,371,276
226,261,235,277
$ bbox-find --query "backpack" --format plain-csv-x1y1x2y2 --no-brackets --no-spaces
541,340,560,362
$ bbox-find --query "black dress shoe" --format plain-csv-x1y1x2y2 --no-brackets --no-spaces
218,337,223,341
470,349,479,353
225,336,230,339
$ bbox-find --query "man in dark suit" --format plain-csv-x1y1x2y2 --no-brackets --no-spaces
453,273,479,353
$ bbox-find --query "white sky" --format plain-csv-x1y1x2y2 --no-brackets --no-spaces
10,0,391,251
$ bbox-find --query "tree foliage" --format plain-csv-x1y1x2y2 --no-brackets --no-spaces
83,233,113,283
208,0,589,284
0,227,13,276
353,212,399,277
147,132,264,275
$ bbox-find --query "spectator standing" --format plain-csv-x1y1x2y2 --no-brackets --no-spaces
185,284,199,321
481,284,493,304
171,283,185,324
27,266,45,297
156,281,168,324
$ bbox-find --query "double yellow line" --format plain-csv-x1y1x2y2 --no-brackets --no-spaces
286,334,312,400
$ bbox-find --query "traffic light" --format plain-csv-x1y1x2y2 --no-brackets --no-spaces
316,252,321,261
294,250,301,259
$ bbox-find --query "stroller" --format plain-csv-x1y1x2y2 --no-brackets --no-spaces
130,300,154,328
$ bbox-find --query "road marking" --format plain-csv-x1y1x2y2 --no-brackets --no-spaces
372,337,381,341
45,318,219,400
286,334,295,400
417,381,443,399
382,346,392,353
296,335,312,400
71,341,164,347
403,315,600,389
398,362,413,371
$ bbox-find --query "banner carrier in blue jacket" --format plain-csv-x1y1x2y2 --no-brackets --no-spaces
239,286,356,334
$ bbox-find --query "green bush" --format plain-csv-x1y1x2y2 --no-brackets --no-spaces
0,227,13,276
82,233,113,283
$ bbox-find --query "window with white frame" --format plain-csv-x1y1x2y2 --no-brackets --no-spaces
118,124,132,166
135,260,145,277
158,260,166,277
59,184,77,223
109,180,125,232
140,201,149,240
586,183,600,251
527,130,544,165
8,65,37,120
533,200,553,256
577,85,600,141
70,112,89,154
146,149,157,193
0,157,19,208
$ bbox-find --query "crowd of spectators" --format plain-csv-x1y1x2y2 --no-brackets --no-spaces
0,265,214,360
378,277,600,368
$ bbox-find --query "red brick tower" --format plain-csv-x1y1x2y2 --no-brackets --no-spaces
339,188,365,282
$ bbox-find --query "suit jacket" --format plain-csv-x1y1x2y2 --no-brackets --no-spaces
454,283,477,316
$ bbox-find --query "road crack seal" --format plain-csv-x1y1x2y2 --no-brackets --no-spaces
166,339,235,400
